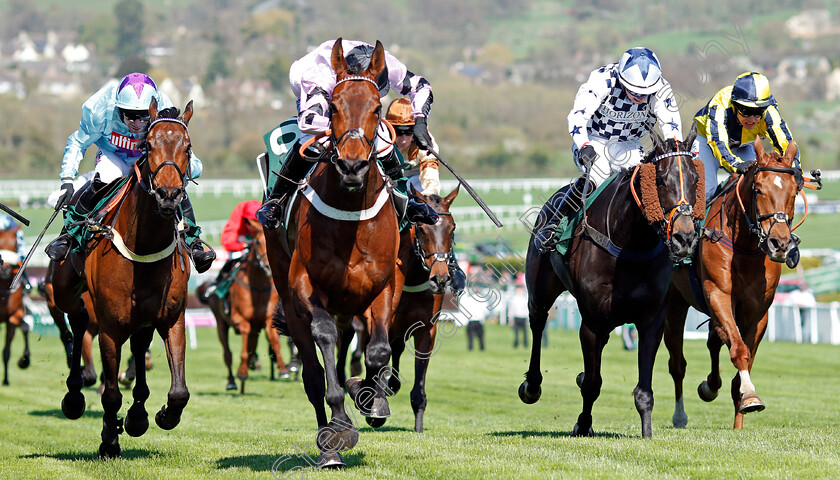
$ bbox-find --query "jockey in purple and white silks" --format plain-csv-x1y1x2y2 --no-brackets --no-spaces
257,38,439,229
46,73,216,273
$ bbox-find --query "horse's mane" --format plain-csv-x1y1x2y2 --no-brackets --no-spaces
637,137,705,223
157,107,181,119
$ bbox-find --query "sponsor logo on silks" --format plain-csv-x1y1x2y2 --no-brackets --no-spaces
110,132,143,154
597,104,648,122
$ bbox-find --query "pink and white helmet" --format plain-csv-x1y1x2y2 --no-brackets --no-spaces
115,73,158,110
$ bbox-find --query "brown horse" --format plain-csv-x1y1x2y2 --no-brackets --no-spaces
519,129,704,438
264,39,401,468
199,217,289,393
664,140,818,429
1,225,29,385
387,186,460,432
51,99,195,458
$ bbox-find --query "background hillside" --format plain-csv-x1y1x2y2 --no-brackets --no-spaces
2,0,840,181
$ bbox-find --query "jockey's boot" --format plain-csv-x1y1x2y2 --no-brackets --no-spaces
535,176,594,253
448,249,466,296
181,196,216,274
257,142,313,230
45,177,104,261
381,150,439,225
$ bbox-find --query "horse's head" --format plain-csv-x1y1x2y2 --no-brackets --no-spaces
412,185,459,294
245,217,272,276
0,226,21,280
142,97,193,217
639,125,704,260
329,38,386,191
742,139,800,264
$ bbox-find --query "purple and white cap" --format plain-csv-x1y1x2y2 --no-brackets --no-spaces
115,73,158,111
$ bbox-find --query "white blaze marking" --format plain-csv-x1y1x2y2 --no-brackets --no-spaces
774,177,783,189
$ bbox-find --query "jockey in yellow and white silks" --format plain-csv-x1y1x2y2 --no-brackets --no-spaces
692,71,798,200
46,73,215,272
258,38,439,229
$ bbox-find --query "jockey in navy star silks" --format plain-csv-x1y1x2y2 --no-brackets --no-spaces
533,47,682,252
257,38,440,230
45,73,216,273
693,71,799,201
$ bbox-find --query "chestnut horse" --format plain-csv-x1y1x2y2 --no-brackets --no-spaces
200,218,289,393
519,129,704,438
387,186,460,432
51,100,195,458
264,39,401,468
1,225,29,385
664,140,819,429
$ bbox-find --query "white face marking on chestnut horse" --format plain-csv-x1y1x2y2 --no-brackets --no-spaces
347,128,365,139
774,177,783,189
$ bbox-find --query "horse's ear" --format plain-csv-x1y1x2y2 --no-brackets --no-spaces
684,122,697,150
182,100,193,126
407,181,420,197
443,183,460,207
784,141,797,162
366,40,386,80
754,136,766,158
149,96,159,121
331,38,348,78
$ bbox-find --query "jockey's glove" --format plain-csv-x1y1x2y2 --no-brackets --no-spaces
55,182,74,211
413,117,433,151
579,144,598,168
732,161,749,174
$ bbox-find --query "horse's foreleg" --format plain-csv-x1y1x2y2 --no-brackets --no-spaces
635,314,665,439
81,328,97,387
2,323,12,385
61,304,89,419
730,312,769,427
664,288,690,428
97,330,124,458
154,315,189,431
216,321,236,391
410,323,437,433
354,300,393,427
235,316,251,384
264,314,288,378
335,323,355,387
573,322,605,437
17,318,30,369
124,327,154,437
699,320,724,402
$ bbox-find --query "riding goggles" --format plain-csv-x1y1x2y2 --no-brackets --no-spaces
625,88,649,100
733,103,767,118
120,108,151,122
394,125,414,136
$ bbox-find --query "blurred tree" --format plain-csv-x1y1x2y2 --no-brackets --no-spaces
3,0,45,40
114,0,145,60
264,55,289,92
205,44,231,86
78,13,117,57
116,56,151,78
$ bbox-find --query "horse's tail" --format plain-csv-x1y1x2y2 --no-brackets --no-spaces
271,304,289,336
194,281,211,305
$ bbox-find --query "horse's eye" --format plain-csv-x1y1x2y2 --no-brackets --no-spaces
329,103,337,114
375,105,382,115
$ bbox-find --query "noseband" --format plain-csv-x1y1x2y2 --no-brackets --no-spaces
412,213,454,272
139,118,191,195
632,150,700,242
330,76,381,164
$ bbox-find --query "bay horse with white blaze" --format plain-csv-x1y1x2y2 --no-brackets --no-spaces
51,99,195,458
264,39,401,468
664,140,819,429
200,217,290,393
1,224,29,385
387,186,460,433
519,129,704,438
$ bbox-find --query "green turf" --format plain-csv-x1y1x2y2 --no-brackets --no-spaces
1,323,839,479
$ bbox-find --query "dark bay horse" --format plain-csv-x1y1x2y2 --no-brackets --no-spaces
1,226,29,385
52,99,195,458
519,129,704,438
387,186,460,432
200,217,289,393
664,140,819,429
264,39,401,468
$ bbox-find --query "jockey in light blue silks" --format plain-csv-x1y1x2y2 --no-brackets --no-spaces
45,73,216,273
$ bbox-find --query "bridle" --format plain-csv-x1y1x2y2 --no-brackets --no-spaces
248,235,272,277
412,212,454,273
631,149,700,242
736,164,803,251
139,117,192,196
329,75,381,165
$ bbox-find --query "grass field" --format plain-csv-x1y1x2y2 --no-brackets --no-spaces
1,324,839,479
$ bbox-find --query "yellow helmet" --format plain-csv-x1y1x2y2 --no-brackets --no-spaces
731,72,776,108
385,97,414,126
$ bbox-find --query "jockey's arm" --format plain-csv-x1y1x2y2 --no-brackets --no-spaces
651,83,683,140
297,84,331,134
763,105,800,166
567,68,610,150
705,104,743,172
60,105,105,182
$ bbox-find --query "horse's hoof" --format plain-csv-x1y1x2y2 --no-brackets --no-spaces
572,423,595,437
518,382,541,404
83,373,97,388
366,416,387,428
739,395,765,414
61,391,86,419
366,396,390,419
576,372,585,389
697,381,719,402
225,381,237,391
118,371,134,387
317,451,346,469
155,406,182,430
236,369,248,382
125,406,149,437
278,369,290,379
317,424,359,452
98,442,122,459
17,354,31,369
672,411,688,429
